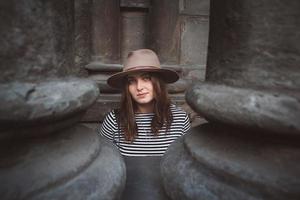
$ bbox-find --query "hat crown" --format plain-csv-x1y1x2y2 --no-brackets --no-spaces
124,49,160,71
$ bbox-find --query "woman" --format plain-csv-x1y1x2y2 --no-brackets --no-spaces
100,49,191,156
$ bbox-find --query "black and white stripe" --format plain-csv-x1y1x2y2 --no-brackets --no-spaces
100,105,191,156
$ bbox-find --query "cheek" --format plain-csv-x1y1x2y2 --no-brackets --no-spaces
147,83,154,96
148,82,154,91
128,85,135,96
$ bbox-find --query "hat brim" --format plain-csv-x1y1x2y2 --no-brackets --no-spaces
107,68,179,89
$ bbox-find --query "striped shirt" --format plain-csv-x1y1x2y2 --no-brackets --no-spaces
100,105,191,156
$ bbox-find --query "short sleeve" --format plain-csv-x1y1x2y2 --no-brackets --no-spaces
99,111,118,141
182,113,191,134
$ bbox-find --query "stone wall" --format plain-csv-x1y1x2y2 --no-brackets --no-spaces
0,0,77,82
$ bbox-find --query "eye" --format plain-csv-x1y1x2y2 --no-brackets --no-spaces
142,75,151,81
127,78,135,84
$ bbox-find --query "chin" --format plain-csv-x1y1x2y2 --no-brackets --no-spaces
137,99,153,104
139,101,151,104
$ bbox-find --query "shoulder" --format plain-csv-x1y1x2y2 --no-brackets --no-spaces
100,110,119,139
101,110,119,133
170,104,190,121
170,104,188,115
103,109,118,123
170,105,191,132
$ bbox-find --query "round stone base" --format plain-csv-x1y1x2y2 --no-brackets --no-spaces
186,83,300,135
161,123,300,200
0,78,99,138
0,125,126,200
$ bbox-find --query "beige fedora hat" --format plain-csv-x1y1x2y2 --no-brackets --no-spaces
107,49,179,89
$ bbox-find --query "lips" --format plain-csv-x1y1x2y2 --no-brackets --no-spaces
137,92,148,98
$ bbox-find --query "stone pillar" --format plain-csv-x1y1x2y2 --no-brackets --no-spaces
149,0,180,64
91,0,120,63
74,0,92,74
0,1,126,199
0,0,76,82
161,0,300,199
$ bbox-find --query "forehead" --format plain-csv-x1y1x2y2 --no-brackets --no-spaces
127,72,150,79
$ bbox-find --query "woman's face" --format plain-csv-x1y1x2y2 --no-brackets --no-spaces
127,72,154,106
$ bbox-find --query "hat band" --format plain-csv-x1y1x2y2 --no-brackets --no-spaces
124,66,160,72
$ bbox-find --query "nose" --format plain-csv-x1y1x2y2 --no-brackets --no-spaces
136,79,144,91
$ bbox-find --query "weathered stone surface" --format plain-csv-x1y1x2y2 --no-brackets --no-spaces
0,125,126,200
120,0,150,8
161,124,300,200
186,83,300,134
0,0,76,82
206,0,300,90
88,74,119,93
0,78,99,138
82,95,121,122
0,78,99,123
74,0,92,72
166,79,192,94
121,11,149,62
179,0,210,15
149,0,180,64
180,16,209,66
91,0,120,63
0,112,86,140
85,62,122,72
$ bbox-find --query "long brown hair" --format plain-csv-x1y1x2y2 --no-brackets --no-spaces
118,73,173,142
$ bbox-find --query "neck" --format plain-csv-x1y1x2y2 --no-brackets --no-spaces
136,102,154,113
